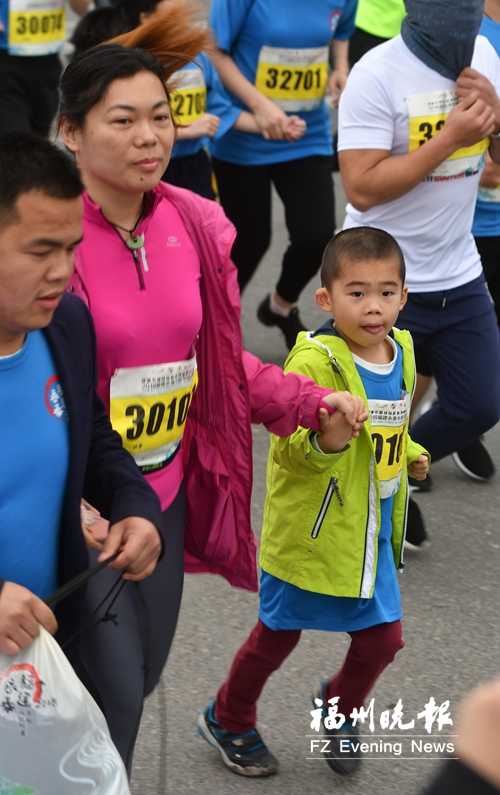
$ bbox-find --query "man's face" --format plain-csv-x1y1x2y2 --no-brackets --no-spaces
0,190,83,351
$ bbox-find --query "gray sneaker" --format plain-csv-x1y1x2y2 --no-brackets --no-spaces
197,701,279,777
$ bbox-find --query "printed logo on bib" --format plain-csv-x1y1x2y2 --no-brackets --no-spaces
170,68,207,125
406,90,489,180
255,45,329,112
369,393,410,499
44,375,67,421
109,356,198,472
0,663,57,736
8,0,65,55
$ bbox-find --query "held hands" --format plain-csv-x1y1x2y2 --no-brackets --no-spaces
457,67,500,133
253,96,294,140
317,393,368,454
408,454,429,481
98,516,162,581
0,582,58,657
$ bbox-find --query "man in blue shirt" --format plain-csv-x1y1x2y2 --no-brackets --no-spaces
0,132,163,657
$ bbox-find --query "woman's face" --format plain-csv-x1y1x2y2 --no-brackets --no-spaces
63,70,175,195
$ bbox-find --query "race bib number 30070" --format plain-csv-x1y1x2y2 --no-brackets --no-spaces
255,45,328,112
9,0,65,55
110,357,198,471
406,90,489,179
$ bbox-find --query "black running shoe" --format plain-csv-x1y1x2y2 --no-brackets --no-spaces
311,683,362,775
197,701,278,777
257,294,307,351
452,438,495,481
404,497,430,551
408,473,433,493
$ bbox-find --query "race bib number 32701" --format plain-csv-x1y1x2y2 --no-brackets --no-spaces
255,45,328,112
110,357,198,471
406,90,489,178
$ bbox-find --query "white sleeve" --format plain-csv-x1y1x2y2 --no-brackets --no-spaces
473,36,500,99
337,63,395,152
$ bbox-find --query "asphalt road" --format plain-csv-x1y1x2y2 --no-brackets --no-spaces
130,174,500,795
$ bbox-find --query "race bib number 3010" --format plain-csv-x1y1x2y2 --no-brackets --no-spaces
406,90,489,178
110,357,198,471
255,45,329,112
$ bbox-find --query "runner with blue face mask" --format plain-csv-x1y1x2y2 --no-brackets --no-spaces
338,0,500,548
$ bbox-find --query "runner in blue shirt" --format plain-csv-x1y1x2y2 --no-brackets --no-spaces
209,0,358,349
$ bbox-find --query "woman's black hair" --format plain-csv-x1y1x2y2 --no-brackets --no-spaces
60,44,168,129
60,0,210,130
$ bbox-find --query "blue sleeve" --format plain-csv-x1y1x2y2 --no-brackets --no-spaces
209,0,254,53
0,0,8,49
200,53,242,138
335,0,358,41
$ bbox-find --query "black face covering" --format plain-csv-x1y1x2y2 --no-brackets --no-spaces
401,0,485,81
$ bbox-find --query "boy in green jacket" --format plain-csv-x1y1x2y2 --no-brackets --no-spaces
198,227,429,778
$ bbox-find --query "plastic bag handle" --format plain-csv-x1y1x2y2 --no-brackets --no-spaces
44,551,121,607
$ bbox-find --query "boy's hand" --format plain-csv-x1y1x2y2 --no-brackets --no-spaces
408,454,429,481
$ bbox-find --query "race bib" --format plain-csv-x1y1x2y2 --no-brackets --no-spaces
170,67,207,125
8,0,65,55
109,356,198,472
255,45,329,112
406,90,489,178
478,185,500,203
369,393,410,499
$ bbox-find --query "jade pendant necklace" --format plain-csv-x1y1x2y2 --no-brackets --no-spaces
107,205,144,249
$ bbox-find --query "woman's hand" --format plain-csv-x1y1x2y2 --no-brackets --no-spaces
253,96,291,140
328,69,348,108
285,115,307,141
176,113,221,140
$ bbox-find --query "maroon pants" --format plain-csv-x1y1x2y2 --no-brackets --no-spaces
215,619,404,733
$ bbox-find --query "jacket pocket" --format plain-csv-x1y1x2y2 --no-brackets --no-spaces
311,477,343,539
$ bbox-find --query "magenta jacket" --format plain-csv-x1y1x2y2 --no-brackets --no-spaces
70,182,332,591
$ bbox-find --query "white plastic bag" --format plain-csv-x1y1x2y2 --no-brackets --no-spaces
0,626,130,794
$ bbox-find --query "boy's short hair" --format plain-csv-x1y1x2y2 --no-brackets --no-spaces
0,132,83,227
321,227,406,289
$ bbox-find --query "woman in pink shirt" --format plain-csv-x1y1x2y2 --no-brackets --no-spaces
58,8,364,774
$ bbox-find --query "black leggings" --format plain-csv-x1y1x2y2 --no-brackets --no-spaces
75,484,187,776
212,155,334,302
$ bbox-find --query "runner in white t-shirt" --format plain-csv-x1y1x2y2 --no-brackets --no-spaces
338,20,500,547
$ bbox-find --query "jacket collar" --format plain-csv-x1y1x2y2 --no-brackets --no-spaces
83,189,161,235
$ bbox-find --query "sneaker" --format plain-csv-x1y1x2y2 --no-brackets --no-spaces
408,473,433,493
311,683,362,775
404,497,430,551
257,294,307,351
452,438,495,481
197,701,278,777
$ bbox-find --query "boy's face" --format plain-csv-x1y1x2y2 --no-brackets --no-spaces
315,256,408,355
